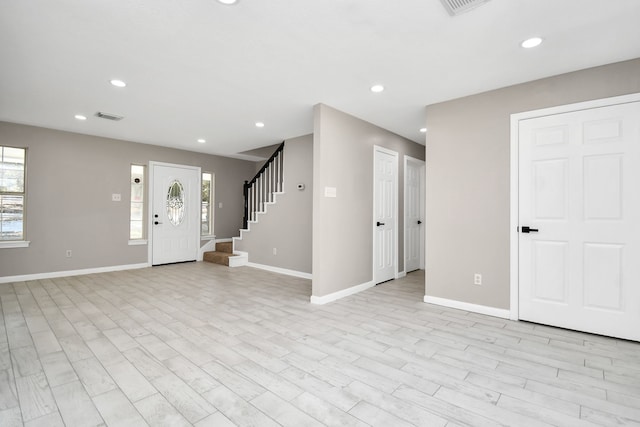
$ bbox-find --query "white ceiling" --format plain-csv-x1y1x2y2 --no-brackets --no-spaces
1,0,639,159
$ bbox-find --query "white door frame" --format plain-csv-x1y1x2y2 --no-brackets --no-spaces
148,161,201,265
509,92,640,321
372,145,399,283
404,155,425,272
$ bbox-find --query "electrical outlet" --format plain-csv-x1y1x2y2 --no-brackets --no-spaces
474,273,482,285
66,250,72,258
273,247,277,255
112,193,121,202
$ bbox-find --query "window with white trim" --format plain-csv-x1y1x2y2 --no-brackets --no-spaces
130,164,146,240
0,146,26,241
201,172,214,236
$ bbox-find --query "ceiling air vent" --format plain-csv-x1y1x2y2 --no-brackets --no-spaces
95,111,124,121
440,0,491,16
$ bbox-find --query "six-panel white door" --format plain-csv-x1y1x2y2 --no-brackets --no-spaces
518,101,640,341
151,163,201,266
374,148,398,284
405,158,425,273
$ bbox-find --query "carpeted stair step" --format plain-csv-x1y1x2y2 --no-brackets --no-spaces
203,251,234,266
215,241,233,253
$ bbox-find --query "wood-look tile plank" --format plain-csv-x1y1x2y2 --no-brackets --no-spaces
151,373,216,424
92,389,148,427
134,392,191,427
291,391,369,427
349,401,415,427
202,386,280,427
103,359,157,402
50,380,104,427
15,372,57,422
23,411,64,427
0,406,23,427
72,357,118,397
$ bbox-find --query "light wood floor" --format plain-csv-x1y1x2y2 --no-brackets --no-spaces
1,263,639,426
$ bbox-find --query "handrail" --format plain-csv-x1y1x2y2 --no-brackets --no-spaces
243,141,285,229
247,142,284,188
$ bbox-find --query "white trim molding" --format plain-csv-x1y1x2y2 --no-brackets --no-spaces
0,240,30,249
424,295,510,319
246,261,311,280
0,263,150,284
311,280,375,305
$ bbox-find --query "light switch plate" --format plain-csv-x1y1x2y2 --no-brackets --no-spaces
324,186,337,198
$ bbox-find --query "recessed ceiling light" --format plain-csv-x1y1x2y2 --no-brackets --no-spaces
197,139,206,143
110,79,127,87
370,84,385,93
255,122,265,128
74,114,87,120
217,0,237,4
419,128,427,133
521,37,543,49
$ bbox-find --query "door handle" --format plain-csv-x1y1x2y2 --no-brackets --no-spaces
154,221,162,225
521,226,539,233
376,221,385,226
417,220,422,225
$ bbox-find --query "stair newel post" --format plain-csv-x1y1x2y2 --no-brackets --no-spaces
243,180,249,230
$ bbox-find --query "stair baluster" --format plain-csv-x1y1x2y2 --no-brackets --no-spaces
243,142,284,229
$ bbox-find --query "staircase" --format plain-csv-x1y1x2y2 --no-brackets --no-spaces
203,241,239,266
204,142,285,268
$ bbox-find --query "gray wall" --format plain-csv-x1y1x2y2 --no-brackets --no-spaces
425,58,640,310
235,135,313,273
312,104,425,297
0,122,255,277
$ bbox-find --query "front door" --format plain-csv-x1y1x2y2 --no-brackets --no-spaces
151,162,200,266
374,147,398,284
518,100,640,341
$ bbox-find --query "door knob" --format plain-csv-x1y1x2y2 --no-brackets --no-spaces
376,221,385,226
154,221,162,225
521,226,539,233
417,220,422,224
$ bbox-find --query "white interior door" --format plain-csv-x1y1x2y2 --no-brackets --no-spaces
374,147,398,284
518,101,640,341
405,157,425,272
151,162,200,266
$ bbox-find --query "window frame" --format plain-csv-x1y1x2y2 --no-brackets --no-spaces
129,164,147,245
0,145,29,248
201,171,215,239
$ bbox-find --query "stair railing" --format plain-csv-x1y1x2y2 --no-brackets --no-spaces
243,142,284,229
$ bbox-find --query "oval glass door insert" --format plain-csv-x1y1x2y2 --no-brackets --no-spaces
166,180,185,226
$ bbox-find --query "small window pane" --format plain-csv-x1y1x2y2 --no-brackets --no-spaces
201,173,213,235
130,221,143,240
0,147,25,193
167,180,185,226
0,195,24,240
130,164,146,240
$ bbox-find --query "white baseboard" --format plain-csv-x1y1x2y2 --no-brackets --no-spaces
228,251,249,268
246,262,311,280
311,280,375,305
0,263,150,284
396,271,406,279
423,295,510,319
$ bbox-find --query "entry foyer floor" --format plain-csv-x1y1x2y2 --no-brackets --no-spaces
1,263,639,426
